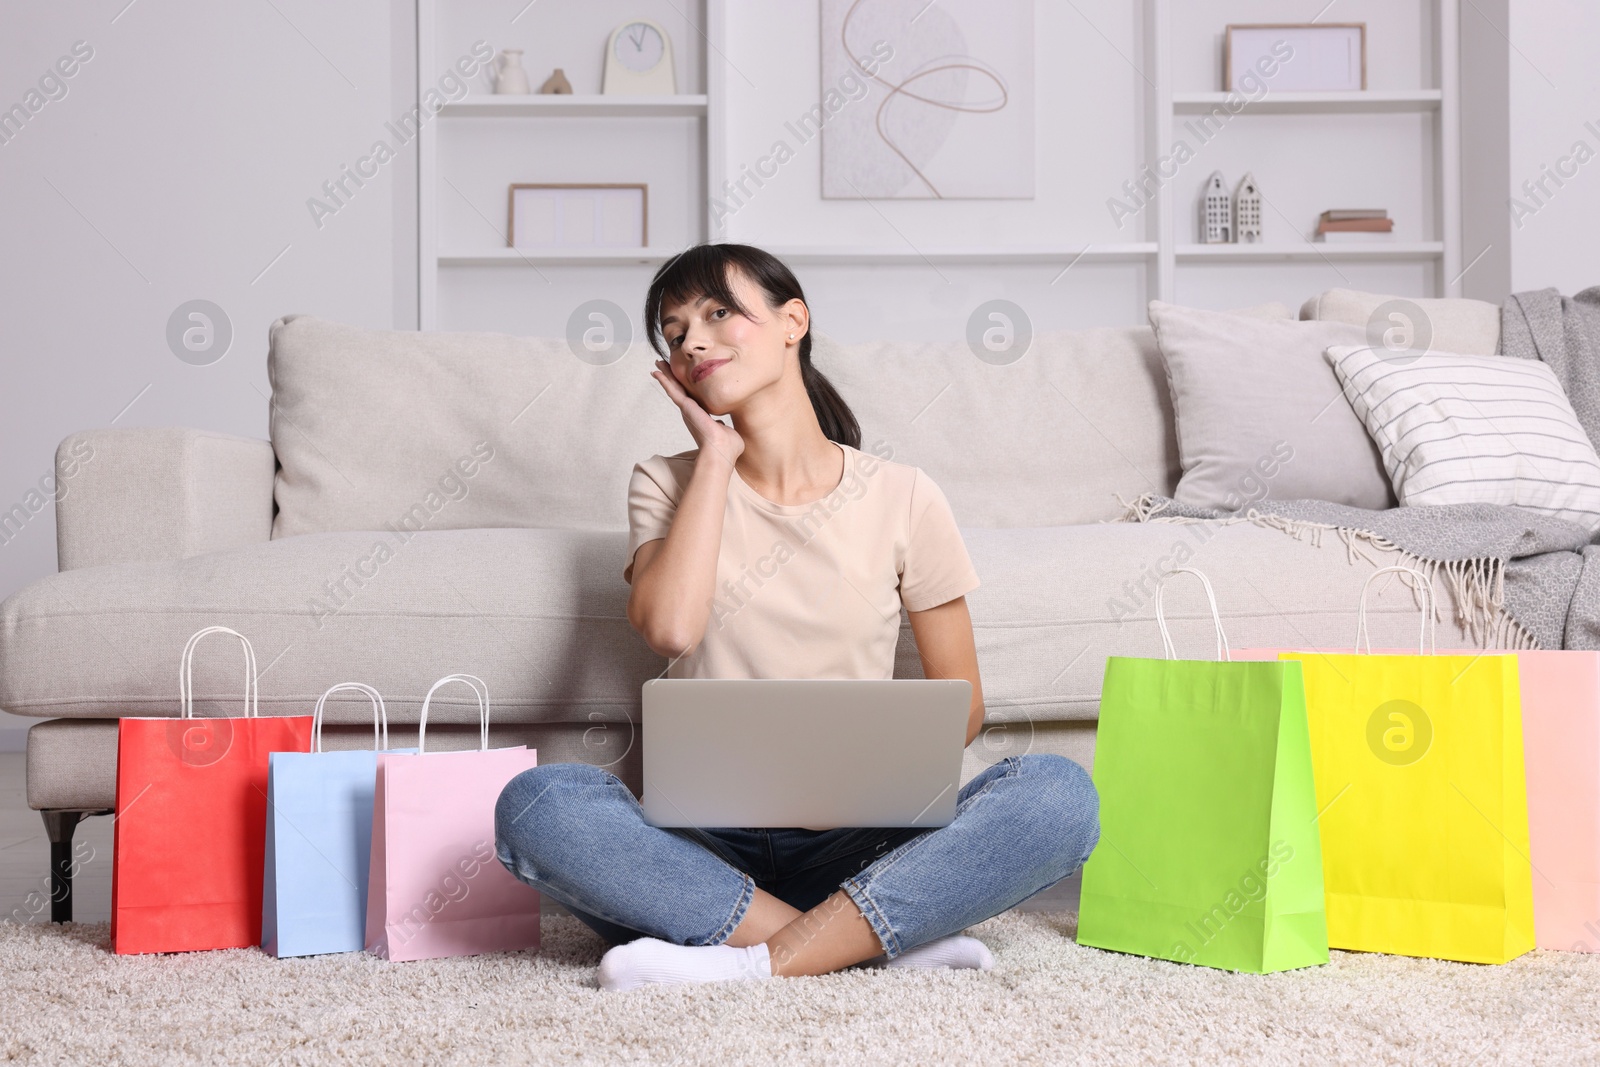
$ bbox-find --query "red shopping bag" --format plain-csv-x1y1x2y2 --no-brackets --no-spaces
111,626,312,954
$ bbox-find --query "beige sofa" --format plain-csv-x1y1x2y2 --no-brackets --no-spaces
0,291,1513,921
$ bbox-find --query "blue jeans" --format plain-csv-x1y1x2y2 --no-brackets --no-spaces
493,752,1100,960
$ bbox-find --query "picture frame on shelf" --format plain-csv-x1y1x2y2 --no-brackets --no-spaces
1224,24,1366,92
507,184,648,250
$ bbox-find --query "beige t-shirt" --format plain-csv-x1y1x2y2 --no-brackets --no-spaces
623,442,980,679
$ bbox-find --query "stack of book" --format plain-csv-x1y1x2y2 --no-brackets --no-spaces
1316,209,1394,242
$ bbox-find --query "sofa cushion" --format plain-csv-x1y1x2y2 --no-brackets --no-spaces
1299,288,1502,356
1,521,1514,733
1147,301,1395,511
266,314,689,540
812,325,1180,526
1,527,655,727
1326,343,1600,532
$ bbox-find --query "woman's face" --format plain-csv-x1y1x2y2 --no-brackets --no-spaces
657,266,806,416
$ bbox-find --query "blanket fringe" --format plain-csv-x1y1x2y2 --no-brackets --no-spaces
1115,493,1541,650
1113,492,1173,524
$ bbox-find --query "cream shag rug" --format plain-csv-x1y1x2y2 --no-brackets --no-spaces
3,912,1598,1066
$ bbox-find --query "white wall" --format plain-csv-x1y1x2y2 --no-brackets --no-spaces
1505,0,1600,294
1460,0,1600,301
0,0,417,747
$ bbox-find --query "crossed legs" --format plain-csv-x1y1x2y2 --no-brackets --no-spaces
494,753,1099,987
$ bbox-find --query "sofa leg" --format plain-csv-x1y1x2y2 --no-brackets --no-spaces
40,810,106,924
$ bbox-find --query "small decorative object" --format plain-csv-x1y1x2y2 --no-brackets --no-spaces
1315,209,1393,242
602,19,676,94
1234,173,1262,243
1200,171,1232,244
539,68,573,94
493,48,531,94
508,183,647,249
1225,24,1366,92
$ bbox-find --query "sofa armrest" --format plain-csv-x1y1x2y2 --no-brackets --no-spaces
1298,287,1502,355
54,427,276,571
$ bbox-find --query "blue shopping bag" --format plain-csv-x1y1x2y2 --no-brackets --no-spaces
262,683,415,958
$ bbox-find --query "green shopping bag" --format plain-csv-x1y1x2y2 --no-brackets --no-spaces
1077,568,1329,973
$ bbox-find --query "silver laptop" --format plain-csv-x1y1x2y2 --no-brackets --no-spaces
642,678,971,829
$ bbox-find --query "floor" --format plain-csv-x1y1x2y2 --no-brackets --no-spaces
0,753,1080,926
8,905,1599,1066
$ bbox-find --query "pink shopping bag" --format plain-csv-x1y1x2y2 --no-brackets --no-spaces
1514,650,1600,951
365,674,541,962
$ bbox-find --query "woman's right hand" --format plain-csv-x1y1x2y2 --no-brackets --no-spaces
650,358,745,471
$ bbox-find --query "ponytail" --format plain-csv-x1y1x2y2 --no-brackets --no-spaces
799,349,860,449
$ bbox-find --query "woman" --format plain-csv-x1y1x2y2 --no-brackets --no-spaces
495,243,1099,991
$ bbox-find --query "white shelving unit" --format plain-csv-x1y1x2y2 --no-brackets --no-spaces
1149,0,1462,300
437,248,691,267
416,0,724,329
763,244,1159,266
415,0,1463,329
1175,242,1446,260
436,244,1159,269
1171,90,1443,115
437,94,709,118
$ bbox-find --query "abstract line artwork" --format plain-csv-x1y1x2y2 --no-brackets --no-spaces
820,0,1034,200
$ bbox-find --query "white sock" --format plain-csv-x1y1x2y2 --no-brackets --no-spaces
597,937,774,992
859,934,994,971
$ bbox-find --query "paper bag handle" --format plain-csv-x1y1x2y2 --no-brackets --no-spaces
179,626,258,718
1154,568,1232,662
1355,565,1437,654
312,683,392,753
416,674,490,753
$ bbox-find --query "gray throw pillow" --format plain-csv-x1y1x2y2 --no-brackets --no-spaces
1147,301,1395,511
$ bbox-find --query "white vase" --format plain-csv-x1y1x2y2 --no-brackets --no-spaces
494,49,531,95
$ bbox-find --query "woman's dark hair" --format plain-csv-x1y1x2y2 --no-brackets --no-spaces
644,243,860,449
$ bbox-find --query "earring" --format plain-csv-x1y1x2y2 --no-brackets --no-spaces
788,333,795,339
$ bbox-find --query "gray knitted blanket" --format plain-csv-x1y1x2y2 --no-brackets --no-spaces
1502,286,1600,443
1122,287,1600,651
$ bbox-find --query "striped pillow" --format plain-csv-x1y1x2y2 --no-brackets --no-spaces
1325,344,1600,531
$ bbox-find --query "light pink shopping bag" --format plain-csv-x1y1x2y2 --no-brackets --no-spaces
365,674,541,962
1516,650,1600,951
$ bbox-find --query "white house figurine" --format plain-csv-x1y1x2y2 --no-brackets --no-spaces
1201,171,1232,243
1235,173,1262,243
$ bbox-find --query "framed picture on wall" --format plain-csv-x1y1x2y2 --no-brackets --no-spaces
507,184,648,249
1224,24,1366,92
818,0,1035,199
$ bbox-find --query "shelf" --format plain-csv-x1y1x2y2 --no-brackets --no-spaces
439,244,1160,267
760,244,1158,265
438,94,708,118
439,248,684,266
1175,242,1444,261
1172,90,1442,115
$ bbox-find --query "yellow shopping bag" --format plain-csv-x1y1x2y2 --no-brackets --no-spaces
1280,567,1534,964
